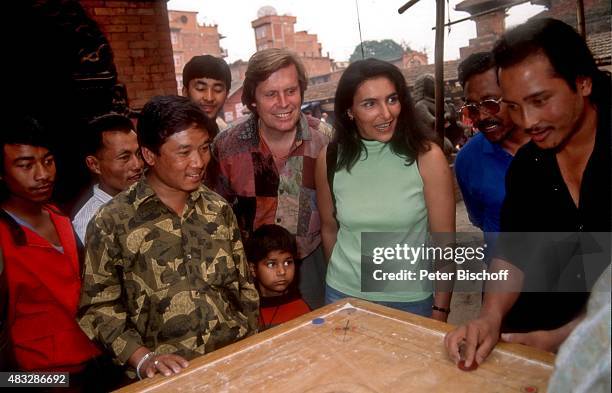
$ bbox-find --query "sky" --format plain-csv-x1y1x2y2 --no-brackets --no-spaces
167,0,546,63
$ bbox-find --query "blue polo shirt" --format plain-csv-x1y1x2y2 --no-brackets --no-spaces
455,132,513,233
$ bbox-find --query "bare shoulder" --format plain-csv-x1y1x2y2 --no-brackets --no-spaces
418,142,447,167
315,144,329,176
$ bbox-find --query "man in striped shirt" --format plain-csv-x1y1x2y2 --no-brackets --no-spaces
72,113,143,243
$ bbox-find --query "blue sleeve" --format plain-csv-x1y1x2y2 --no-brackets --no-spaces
455,147,484,230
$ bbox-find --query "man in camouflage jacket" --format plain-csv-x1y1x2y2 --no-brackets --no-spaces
78,96,259,380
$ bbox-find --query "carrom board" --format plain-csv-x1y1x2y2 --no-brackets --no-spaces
116,298,554,393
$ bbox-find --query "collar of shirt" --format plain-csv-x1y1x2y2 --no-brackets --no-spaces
481,135,512,159
92,184,113,204
131,178,206,217
1,205,68,250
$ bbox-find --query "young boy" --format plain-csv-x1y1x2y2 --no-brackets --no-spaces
246,225,311,331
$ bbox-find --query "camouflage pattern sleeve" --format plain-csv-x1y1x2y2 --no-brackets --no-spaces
78,209,143,365
225,204,259,333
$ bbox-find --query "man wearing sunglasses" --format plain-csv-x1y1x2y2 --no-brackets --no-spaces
455,52,529,245
445,18,610,370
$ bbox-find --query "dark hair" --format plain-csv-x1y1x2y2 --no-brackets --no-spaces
424,76,436,99
457,52,496,88
242,48,308,114
137,96,217,154
85,113,134,156
1,116,52,175
182,55,231,90
0,116,53,200
245,224,298,265
493,17,610,106
333,58,430,171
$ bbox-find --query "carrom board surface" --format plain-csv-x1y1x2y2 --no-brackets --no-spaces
117,298,554,393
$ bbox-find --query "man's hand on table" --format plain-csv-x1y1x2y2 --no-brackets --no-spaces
444,313,501,367
140,353,190,379
129,346,190,379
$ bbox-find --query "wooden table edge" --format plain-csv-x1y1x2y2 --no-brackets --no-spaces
115,297,555,392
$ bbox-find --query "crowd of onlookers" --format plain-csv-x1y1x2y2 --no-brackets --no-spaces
0,17,609,392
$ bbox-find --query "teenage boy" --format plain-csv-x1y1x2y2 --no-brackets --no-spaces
0,117,113,388
182,55,231,131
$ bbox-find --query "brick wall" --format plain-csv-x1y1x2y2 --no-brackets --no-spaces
294,31,322,57
253,15,297,50
458,9,505,59
303,57,333,79
168,10,225,91
474,10,505,37
222,86,247,124
230,61,248,83
81,0,177,110
251,14,332,77
536,0,611,35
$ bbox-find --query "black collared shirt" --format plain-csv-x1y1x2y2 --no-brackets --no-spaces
496,103,611,332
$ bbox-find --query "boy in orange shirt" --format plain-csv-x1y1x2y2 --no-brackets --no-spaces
246,225,311,331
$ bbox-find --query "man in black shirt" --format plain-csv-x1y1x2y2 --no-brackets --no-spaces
445,18,611,368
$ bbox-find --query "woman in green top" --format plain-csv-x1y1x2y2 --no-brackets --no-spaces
315,59,455,321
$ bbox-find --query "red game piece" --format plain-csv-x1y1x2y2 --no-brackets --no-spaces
457,359,479,371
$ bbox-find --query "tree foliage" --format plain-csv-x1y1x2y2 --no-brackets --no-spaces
349,39,404,63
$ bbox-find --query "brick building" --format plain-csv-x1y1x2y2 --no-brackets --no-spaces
251,6,332,78
304,61,461,114
82,0,178,110
309,48,428,87
531,0,611,35
456,0,517,59
229,60,249,85
390,50,429,70
532,0,611,70
223,60,249,123
222,84,247,124
11,0,178,207
456,0,611,60
168,10,226,90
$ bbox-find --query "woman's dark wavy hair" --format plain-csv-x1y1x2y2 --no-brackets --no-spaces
333,58,430,171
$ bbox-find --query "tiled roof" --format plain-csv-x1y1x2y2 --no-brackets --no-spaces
228,80,243,97
455,0,518,12
455,0,495,11
304,81,337,102
401,61,460,86
304,60,461,103
587,31,612,65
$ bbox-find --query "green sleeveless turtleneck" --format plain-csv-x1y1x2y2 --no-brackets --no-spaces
326,140,432,302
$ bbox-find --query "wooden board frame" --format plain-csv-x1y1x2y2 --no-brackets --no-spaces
117,298,554,392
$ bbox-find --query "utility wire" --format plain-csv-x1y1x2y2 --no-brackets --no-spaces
355,0,365,59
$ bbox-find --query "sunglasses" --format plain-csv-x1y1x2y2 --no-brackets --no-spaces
460,98,503,120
